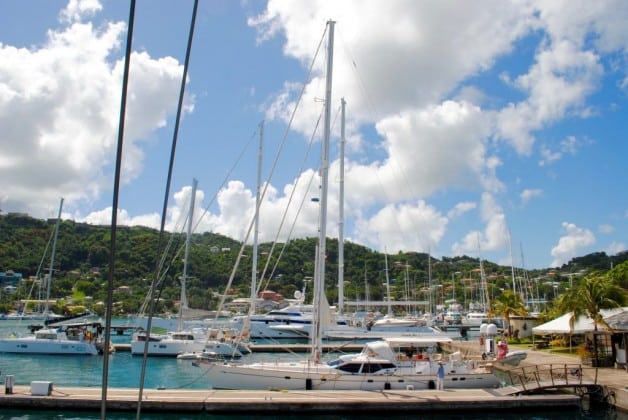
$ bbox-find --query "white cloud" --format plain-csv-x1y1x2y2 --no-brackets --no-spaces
252,0,534,154
451,193,508,255
3,0,627,271
0,7,188,218
373,101,498,197
520,188,543,204
83,207,160,229
550,222,596,267
496,41,603,155
447,202,477,219
598,224,614,234
354,200,448,254
606,241,626,256
538,135,589,166
60,0,102,23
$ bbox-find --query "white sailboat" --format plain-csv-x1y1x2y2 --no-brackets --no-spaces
0,199,104,355
204,22,498,390
131,180,243,358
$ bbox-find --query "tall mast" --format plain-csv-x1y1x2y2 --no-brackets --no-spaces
384,251,392,316
477,236,489,312
44,198,63,316
250,121,263,315
337,98,346,314
427,249,433,315
179,179,197,331
311,20,334,364
508,227,517,296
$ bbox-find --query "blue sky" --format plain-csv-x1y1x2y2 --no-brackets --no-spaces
0,0,626,270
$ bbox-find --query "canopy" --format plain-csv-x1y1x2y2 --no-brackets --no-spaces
533,308,627,335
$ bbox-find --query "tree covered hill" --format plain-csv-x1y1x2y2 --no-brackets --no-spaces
0,212,626,315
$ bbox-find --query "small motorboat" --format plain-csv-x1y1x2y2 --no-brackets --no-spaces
499,350,527,366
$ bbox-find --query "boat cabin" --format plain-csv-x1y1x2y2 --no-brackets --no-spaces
34,329,61,340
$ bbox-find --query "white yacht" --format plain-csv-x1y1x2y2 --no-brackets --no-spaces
130,330,206,357
204,336,500,390
0,321,103,355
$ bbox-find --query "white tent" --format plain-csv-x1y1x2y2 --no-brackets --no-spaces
533,308,627,335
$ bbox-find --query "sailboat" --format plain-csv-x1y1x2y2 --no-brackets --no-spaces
131,180,244,358
0,199,104,355
204,22,498,390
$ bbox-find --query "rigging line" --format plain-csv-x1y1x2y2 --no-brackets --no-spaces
260,149,316,292
337,27,380,124
192,127,259,234
21,224,55,318
255,80,342,293
137,0,199,417
257,109,323,295
137,196,187,316
211,25,329,321
340,27,430,256
102,0,135,418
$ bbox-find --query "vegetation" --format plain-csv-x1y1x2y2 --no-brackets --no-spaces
1,213,626,318
489,290,528,336
556,269,627,331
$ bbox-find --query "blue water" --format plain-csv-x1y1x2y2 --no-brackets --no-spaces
0,320,625,419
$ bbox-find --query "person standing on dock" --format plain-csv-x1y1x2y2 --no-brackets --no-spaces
437,362,445,390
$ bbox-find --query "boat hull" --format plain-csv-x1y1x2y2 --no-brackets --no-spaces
0,337,98,355
130,339,205,357
205,362,500,391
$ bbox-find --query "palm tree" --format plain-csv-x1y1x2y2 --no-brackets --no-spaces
558,273,626,364
559,274,626,332
490,290,528,338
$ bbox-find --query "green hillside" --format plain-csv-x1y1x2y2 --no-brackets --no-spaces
1,212,626,317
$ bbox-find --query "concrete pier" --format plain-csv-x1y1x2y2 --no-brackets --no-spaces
0,385,581,414
446,340,628,413
2,340,625,414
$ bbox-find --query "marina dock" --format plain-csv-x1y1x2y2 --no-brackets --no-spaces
112,342,366,353
1,339,625,414
0,385,580,414
446,340,628,412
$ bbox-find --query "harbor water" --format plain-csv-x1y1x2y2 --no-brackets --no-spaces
0,319,625,419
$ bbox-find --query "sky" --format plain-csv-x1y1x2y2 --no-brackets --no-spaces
0,0,626,270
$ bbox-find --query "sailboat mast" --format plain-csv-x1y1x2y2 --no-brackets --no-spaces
179,179,197,331
477,237,490,313
337,98,346,314
44,198,64,316
251,121,263,314
508,228,517,296
427,249,433,315
384,251,392,315
312,20,335,364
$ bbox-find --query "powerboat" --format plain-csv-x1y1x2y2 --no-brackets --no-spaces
130,330,206,357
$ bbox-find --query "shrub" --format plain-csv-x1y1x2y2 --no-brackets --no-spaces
550,338,567,347
576,344,593,359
